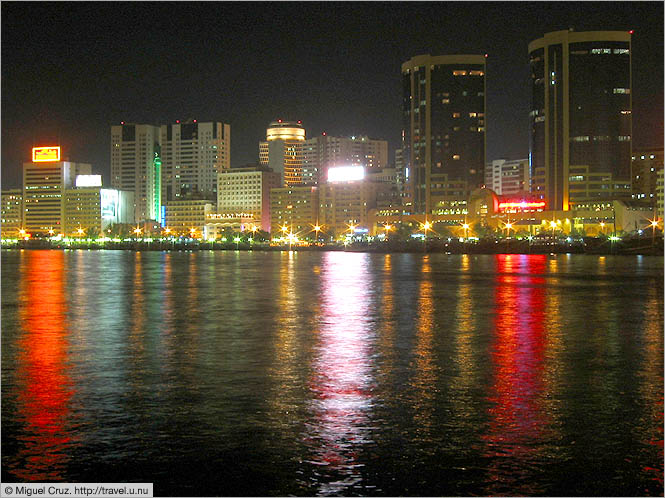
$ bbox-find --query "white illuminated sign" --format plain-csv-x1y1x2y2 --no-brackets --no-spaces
75,175,102,187
100,189,119,220
327,166,365,183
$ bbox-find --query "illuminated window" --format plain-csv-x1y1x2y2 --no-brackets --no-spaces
453,154,460,160
618,136,631,141
452,112,460,118
572,136,590,142
613,48,629,54
613,88,630,94
469,112,477,117
469,70,484,76
620,110,632,115
591,48,612,54
452,70,467,76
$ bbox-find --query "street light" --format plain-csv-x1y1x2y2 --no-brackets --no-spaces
599,221,605,236
650,218,660,248
384,224,392,240
462,223,470,240
313,224,321,243
505,221,513,237
133,226,142,238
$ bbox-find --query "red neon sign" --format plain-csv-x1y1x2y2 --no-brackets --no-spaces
498,201,546,210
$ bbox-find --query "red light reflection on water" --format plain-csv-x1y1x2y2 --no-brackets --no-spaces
11,250,75,481
306,252,374,493
483,254,549,493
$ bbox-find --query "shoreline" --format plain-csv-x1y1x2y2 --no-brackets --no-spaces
2,238,663,256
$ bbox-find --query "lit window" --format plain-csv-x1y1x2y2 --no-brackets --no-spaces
613,48,630,55
453,154,460,160
469,70,484,76
469,112,477,117
572,136,590,142
442,99,450,104
452,112,460,118
618,136,631,141
613,88,630,94
620,110,632,115
452,70,467,76
591,48,612,54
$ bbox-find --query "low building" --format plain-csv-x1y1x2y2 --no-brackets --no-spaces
203,213,257,239
64,186,134,237
164,199,215,237
1,189,23,238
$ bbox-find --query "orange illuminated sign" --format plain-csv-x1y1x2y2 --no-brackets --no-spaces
32,146,61,162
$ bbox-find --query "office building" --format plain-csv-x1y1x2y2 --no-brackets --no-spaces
111,123,162,223
631,148,664,208
22,146,91,234
528,29,632,211
485,158,530,196
259,120,306,186
301,134,389,185
161,121,230,201
1,189,23,238
269,186,318,236
217,166,280,232
657,168,664,218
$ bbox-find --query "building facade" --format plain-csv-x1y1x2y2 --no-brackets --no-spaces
164,199,215,236
111,123,162,223
484,158,530,196
64,187,134,236
528,29,632,211
301,134,389,185
631,148,664,208
269,186,318,236
402,54,486,215
23,151,91,234
1,189,23,238
259,120,306,186
160,121,230,202
217,166,280,232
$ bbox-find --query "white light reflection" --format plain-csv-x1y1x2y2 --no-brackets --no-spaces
306,252,375,495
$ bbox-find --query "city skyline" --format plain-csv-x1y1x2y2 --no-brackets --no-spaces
2,2,663,189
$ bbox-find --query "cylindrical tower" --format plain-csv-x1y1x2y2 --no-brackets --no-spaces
259,120,306,186
528,29,632,211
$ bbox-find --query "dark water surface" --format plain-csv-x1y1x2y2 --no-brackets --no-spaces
2,250,663,496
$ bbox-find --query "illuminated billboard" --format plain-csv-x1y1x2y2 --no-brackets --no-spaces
327,166,365,183
75,175,102,187
32,146,61,162
497,200,546,212
100,189,119,221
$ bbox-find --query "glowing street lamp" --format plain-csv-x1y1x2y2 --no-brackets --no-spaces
77,227,85,237
384,224,392,240
462,222,470,239
649,218,660,247
505,221,513,237
234,236,241,249
313,224,321,242
599,221,606,236
48,228,55,237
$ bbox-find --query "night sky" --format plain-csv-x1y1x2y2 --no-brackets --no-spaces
2,2,663,188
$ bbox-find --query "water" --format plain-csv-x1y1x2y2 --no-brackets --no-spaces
2,249,663,496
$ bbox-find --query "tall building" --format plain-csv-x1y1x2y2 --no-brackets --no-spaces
259,120,305,186
484,158,530,196
402,54,486,215
528,29,632,211
111,123,161,223
160,121,230,202
269,185,318,235
217,166,280,232
301,134,389,185
631,148,664,208
23,146,91,234
64,185,134,237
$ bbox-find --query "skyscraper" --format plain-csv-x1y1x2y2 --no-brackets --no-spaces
259,120,305,186
528,29,632,211
111,123,161,222
402,54,486,215
160,121,230,201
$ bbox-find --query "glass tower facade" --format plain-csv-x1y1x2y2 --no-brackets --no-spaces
529,30,632,211
402,54,486,215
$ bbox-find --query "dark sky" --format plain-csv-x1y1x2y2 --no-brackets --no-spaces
2,1,663,188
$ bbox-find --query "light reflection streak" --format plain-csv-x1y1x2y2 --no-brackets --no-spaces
11,251,76,481
483,254,549,495
306,252,375,495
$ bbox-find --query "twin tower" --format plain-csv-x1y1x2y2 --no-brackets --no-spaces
401,29,632,215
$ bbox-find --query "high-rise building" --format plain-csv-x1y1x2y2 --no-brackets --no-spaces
269,185,318,235
484,158,530,196
23,146,91,234
631,148,664,208
402,54,486,215
528,29,632,211
217,166,280,232
64,185,134,236
301,134,389,185
111,123,161,223
259,120,305,186
160,121,230,201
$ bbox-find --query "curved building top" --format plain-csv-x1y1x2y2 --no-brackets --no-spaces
528,29,631,53
266,120,306,141
402,54,486,73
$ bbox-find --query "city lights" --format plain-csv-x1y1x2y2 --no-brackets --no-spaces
327,166,365,183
